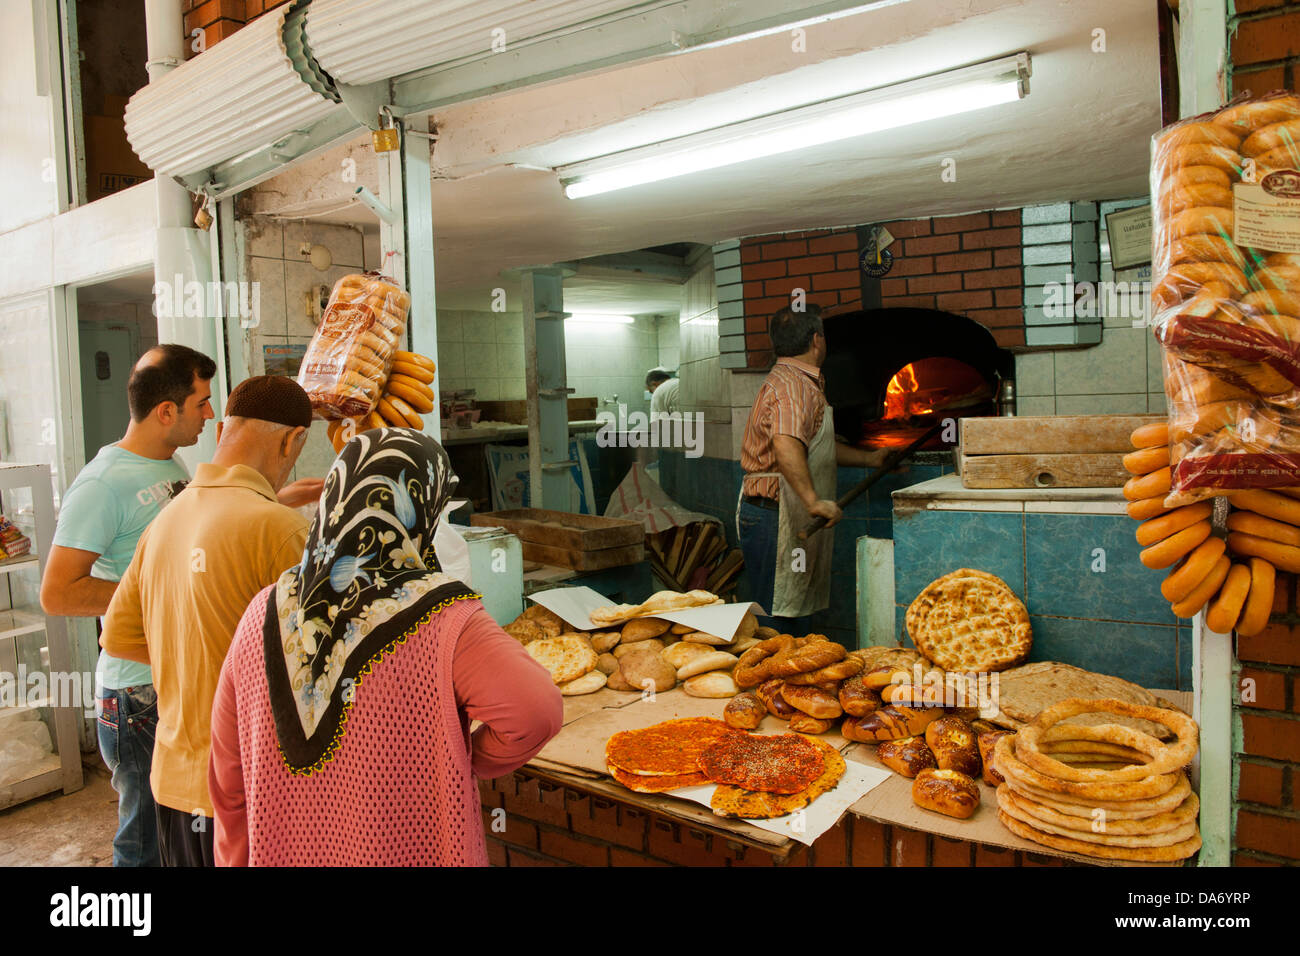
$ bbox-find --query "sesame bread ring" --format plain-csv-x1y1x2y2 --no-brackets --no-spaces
1171,554,1231,619
1015,698,1199,782
1160,183,1234,218
1236,557,1277,637
992,733,1182,801
1244,288,1300,316
734,634,796,688
1227,531,1300,573
1159,143,1242,176
1139,519,1211,569
1206,562,1252,633
1167,205,1236,242
998,787,1200,841
767,636,847,678
1160,535,1227,602
1242,118,1300,157
1123,466,1171,501
1158,121,1245,152
1130,422,1170,450
996,809,1202,861
1136,502,1213,548
1167,234,1245,269
1254,143,1300,172
1157,164,1232,198
1123,444,1170,476
1226,510,1300,547
1216,96,1300,132
1127,495,1173,521
782,653,865,685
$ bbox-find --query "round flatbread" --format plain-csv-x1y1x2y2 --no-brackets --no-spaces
698,732,825,794
526,635,598,685
906,569,1031,672
711,736,845,819
559,670,607,696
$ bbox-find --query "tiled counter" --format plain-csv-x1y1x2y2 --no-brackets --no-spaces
889,475,1192,690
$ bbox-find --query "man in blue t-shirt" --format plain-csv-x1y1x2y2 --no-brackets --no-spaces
42,344,216,867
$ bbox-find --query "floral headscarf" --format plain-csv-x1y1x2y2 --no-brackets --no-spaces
263,427,478,774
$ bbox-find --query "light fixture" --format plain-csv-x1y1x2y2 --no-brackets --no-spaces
566,314,635,324
558,53,1030,199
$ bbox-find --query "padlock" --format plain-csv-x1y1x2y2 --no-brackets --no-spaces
372,110,399,152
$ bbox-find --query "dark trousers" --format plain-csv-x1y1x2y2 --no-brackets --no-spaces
156,804,215,867
736,499,817,636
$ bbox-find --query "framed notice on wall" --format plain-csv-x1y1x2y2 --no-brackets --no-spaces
1105,204,1153,271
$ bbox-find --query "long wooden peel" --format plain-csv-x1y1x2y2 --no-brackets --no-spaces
799,420,945,540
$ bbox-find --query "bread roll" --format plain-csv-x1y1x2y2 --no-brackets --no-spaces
780,683,843,719
620,617,671,642
978,731,1013,786
788,713,836,734
841,705,941,742
911,769,981,819
683,671,738,698
838,674,882,717
675,651,738,680
925,716,982,777
757,679,797,719
878,736,937,778
724,692,766,730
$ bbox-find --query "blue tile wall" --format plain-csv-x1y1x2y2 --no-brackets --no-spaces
1025,513,1175,626
891,500,1191,691
893,509,1027,601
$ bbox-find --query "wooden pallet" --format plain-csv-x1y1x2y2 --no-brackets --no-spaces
471,508,644,571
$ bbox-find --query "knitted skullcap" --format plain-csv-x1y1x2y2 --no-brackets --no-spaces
226,375,313,428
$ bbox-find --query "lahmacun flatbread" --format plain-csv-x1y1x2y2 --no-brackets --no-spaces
605,717,739,777
610,765,709,793
697,732,825,794
526,635,598,685
711,736,845,819
906,569,1031,672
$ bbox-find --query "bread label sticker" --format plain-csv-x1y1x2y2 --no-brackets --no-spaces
319,302,376,338
1233,175,1300,252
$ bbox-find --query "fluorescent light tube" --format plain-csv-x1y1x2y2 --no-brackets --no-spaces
559,53,1030,199
566,314,635,324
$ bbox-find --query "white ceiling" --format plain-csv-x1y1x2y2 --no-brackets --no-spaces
253,0,1162,308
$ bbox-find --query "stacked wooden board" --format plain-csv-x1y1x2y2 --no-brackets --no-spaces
471,508,644,571
646,521,744,596
958,415,1165,489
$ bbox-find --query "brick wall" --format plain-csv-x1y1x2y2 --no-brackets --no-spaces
181,0,291,56
1233,572,1300,866
736,210,1025,369
1230,1,1300,96
479,769,1072,867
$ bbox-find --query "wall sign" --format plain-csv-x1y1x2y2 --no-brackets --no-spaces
1104,204,1152,271
263,342,307,377
859,225,896,278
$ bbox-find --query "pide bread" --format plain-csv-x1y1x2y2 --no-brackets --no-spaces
589,589,721,627
905,569,1031,672
526,635,598,685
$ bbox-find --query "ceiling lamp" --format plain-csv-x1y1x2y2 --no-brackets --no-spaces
558,53,1030,199
567,314,636,324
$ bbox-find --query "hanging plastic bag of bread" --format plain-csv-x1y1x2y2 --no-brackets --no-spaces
297,272,410,419
1151,90,1300,504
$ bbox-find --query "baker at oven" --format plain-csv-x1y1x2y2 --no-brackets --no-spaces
737,304,886,633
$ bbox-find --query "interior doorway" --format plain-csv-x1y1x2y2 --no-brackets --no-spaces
74,272,157,458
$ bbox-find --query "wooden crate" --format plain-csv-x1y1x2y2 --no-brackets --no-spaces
958,414,1163,489
470,508,644,571
474,397,600,425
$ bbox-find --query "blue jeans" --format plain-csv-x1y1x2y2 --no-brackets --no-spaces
736,500,816,636
97,686,161,867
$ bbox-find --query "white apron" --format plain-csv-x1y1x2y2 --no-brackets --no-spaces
737,406,838,618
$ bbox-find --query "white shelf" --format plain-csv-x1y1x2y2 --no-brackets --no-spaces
0,607,45,642
0,755,62,810
0,554,37,576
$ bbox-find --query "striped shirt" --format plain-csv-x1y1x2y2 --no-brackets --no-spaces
740,357,827,500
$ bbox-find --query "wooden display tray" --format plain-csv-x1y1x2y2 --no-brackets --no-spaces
471,508,645,572
959,414,1163,489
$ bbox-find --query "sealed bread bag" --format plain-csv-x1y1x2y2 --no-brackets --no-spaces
1151,91,1300,504
298,272,409,419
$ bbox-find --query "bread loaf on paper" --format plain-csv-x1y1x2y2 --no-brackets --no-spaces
298,272,409,419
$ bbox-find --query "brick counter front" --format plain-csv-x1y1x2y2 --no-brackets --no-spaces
478,770,1072,867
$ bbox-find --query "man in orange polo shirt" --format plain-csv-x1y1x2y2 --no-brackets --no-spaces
738,305,887,633
101,375,315,866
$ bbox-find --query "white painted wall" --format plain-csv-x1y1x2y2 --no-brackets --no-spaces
0,1,59,234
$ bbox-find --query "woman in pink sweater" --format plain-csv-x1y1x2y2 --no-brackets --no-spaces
208,428,563,865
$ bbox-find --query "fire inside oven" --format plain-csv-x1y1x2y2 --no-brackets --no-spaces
861,357,996,449
820,307,1013,452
